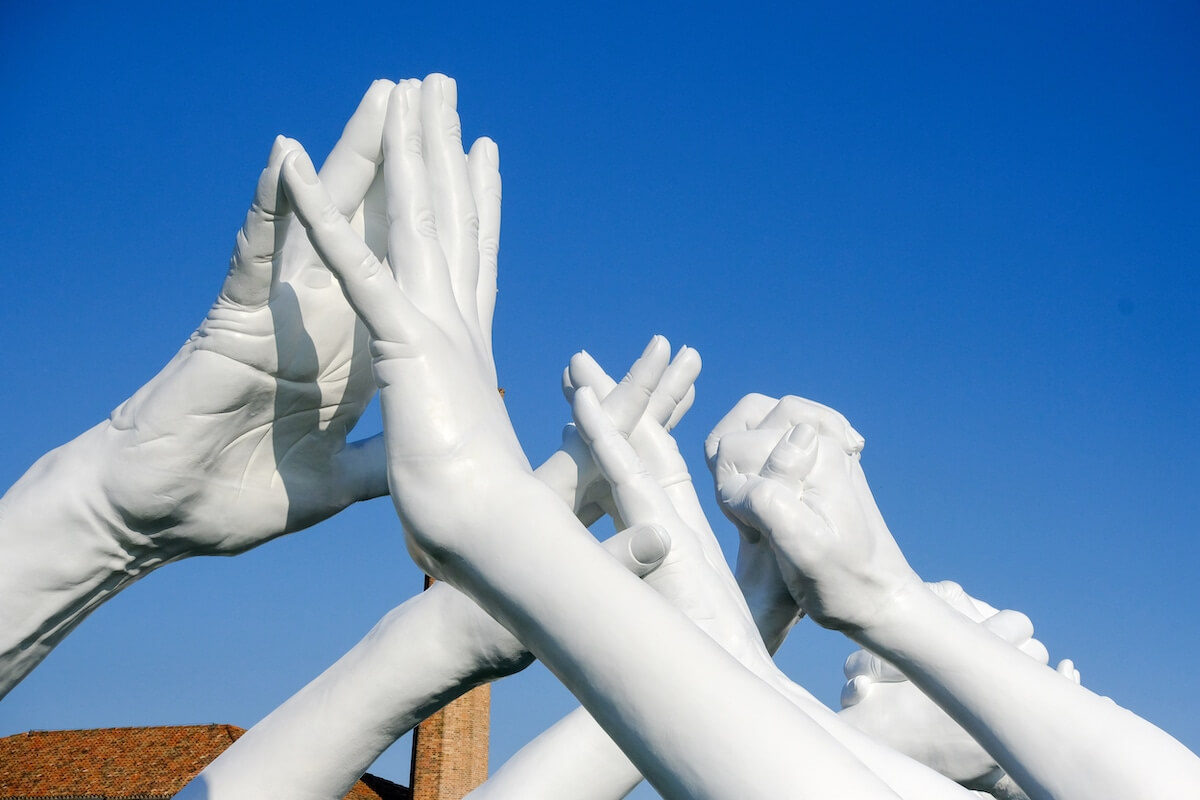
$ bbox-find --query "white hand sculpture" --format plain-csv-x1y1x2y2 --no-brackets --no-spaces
708,393,1200,800
703,394,864,650
0,82,393,696
706,394,916,633
534,336,700,526
283,76,522,580
283,75,899,800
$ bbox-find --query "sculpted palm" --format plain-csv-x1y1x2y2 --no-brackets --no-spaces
98,83,394,557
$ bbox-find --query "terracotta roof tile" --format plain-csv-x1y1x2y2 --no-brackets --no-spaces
0,725,409,800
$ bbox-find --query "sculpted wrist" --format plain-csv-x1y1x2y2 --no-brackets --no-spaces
843,572,937,648
0,423,164,695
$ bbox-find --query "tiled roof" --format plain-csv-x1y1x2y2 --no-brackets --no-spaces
0,725,409,800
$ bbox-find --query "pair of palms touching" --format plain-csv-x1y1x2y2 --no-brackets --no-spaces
101,81,399,556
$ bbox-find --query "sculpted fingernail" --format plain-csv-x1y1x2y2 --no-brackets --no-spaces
630,524,671,565
788,424,817,450
484,138,499,163
392,84,409,115
442,76,458,108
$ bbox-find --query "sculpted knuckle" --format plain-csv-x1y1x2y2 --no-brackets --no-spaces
414,208,438,239
403,131,423,156
478,235,499,262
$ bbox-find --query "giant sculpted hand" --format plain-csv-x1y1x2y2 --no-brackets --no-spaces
706,393,915,632
102,85,395,554
0,83,393,696
282,75,517,579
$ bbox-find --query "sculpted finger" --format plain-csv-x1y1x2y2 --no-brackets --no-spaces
572,386,669,522
599,523,672,577
282,147,417,342
566,349,618,398
468,136,501,350
719,473,804,538
710,428,802,485
1019,636,1051,665
648,346,701,430
319,79,393,214
729,478,829,576
981,608,1036,647
421,74,480,323
383,79,457,317
361,168,388,261
759,396,865,455
760,424,819,492
1056,658,1081,684
665,385,695,431
843,649,905,684
222,135,298,307
571,337,671,436
331,433,390,503
560,365,577,405
840,674,873,709
704,393,781,465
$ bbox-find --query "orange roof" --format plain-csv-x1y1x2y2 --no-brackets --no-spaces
0,724,409,799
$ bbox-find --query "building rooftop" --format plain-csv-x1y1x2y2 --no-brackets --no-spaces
0,724,409,800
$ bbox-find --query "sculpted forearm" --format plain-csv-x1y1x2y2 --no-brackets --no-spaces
182,582,529,800
0,422,153,697
856,581,1200,800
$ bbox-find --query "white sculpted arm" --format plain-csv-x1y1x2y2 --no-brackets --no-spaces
0,83,395,697
709,395,1200,800
190,147,703,800
183,337,686,799
178,525,669,800
838,581,1067,798
282,74,900,800
471,352,973,800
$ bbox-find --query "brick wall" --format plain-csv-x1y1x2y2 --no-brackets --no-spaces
410,683,490,800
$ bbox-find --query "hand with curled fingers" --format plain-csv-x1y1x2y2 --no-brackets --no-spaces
705,394,921,633
839,581,1067,798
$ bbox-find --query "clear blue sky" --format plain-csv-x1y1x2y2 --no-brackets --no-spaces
2,2,1198,794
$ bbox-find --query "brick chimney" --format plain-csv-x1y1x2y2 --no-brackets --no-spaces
410,576,490,800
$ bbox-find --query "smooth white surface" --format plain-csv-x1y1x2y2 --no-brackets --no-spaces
708,394,1200,799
